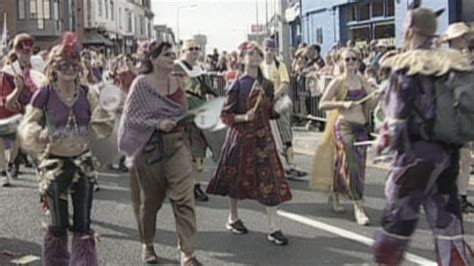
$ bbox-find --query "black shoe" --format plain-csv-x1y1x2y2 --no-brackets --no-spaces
194,185,209,202
8,164,19,179
267,230,288,246
461,199,474,214
226,219,248,235
182,257,203,266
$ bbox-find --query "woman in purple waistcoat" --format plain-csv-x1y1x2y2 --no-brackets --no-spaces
18,32,114,266
206,42,292,245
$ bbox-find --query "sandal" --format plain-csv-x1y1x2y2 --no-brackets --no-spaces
142,244,159,264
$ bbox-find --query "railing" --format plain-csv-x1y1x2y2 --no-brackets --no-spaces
207,72,374,133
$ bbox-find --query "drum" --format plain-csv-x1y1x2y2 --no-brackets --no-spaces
98,82,123,112
274,95,293,114
88,118,120,167
0,114,22,136
193,97,226,130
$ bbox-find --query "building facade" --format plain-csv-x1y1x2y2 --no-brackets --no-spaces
154,25,176,45
84,0,154,54
301,0,473,55
193,34,207,54
0,0,154,54
0,0,65,50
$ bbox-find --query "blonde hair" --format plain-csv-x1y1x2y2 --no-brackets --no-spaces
44,44,82,85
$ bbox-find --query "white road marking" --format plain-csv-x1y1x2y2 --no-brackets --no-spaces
277,210,437,266
98,172,124,178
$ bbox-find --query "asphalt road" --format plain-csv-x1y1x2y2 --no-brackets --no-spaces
1,152,473,265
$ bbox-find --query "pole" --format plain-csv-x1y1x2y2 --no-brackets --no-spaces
265,0,269,36
278,0,290,67
255,0,259,43
176,8,180,47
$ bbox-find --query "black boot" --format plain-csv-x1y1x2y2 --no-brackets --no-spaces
461,196,474,214
194,184,209,202
8,162,19,179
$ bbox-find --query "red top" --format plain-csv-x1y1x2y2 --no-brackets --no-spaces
167,87,186,107
0,72,20,119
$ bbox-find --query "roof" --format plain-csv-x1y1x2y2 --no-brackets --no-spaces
82,32,113,46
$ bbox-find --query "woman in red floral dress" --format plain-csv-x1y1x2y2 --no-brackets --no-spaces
206,42,292,246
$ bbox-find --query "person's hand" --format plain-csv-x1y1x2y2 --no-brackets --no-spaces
158,119,177,132
341,101,356,109
245,110,256,121
14,76,24,91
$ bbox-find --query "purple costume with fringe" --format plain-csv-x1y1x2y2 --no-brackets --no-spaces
372,66,474,265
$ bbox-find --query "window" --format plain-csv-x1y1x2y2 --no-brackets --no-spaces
110,1,114,20
105,0,109,19
387,0,395,17
127,11,132,32
372,0,384,17
36,0,44,29
118,7,122,29
43,0,51,19
140,16,145,35
316,27,323,44
347,6,357,22
358,2,370,20
349,26,370,42
98,0,103,17
374,23,395,39
18,0,26,19
53,0,59,20
30,0,38,18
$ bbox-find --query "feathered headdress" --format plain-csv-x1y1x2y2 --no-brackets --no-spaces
61,32,80,58
137,39,158,56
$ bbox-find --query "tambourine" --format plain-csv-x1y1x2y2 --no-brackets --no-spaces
274,95,293,114
0,114,23,136
98,82,123,112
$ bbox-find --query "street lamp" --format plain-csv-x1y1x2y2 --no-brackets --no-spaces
176,4,198,46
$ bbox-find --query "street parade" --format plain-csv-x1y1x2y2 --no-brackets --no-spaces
0,0,474,265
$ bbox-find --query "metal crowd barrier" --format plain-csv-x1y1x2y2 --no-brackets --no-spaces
289,76,327,131
206,72,375,134
208,72,227,97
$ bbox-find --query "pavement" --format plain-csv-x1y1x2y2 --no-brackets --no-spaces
0,129,473,265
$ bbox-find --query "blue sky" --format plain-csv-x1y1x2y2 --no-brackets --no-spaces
152,0,278,54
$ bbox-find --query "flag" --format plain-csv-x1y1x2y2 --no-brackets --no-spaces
0,12,7,56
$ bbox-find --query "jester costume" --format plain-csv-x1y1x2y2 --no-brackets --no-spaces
372,48,474,265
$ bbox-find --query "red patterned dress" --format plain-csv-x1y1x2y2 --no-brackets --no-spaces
206,74,292,206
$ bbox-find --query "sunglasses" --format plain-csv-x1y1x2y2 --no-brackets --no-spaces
344,57,358,62
188,47,201,52
56,61,81,72
162,52,176,58
247,50,262,57
17,39,34,50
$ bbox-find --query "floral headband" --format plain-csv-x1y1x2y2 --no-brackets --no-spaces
61,32,81,59
137,39,160,57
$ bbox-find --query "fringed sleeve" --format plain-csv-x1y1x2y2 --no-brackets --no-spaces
87,88,115,139
18,105,46,157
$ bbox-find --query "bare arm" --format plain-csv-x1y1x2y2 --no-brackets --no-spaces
5,76,24,111
319,78,352,111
